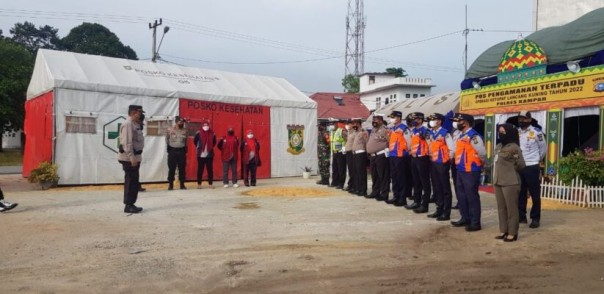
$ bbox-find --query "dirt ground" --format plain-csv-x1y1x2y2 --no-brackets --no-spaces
1,174,603,294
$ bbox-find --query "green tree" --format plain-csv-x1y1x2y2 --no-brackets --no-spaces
61,23,138,60
0,39,33,151
341,74,360,93
385,67,407,78
9,21,61,55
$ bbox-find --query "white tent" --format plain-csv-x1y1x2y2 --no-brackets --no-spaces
24,49,317,185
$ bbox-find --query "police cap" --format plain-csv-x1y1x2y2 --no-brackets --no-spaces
427,113,445,121
388,110,403,118
518,110,532,118
451,113,474,123
410,112,425,120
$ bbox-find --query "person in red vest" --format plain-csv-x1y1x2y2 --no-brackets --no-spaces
193,121,216,189
218,127,239,188
241,129,261,187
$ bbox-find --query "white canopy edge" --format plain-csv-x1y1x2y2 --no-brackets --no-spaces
27,49,316,109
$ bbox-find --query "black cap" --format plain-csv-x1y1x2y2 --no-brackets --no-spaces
388,110,402,118
128,104,144,113
410,112,425,120
338,118,347,123
175,116,186,122
452,113,474,123
428,113,445,121
346,119,353,124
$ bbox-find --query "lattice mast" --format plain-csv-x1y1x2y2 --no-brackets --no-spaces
345,0,366,76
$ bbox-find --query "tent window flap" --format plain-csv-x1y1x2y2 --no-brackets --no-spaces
65,116,96,134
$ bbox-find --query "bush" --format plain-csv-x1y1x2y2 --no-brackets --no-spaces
28,161,60,184
559,148,604,186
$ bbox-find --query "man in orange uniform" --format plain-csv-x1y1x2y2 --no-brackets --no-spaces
427,113,455,220
406,112,432,213
385,111,411,207
450,113,486,232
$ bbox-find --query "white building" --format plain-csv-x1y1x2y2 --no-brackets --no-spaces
358,73,434,111
534,0,604,30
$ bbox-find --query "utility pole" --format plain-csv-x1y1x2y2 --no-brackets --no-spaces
345,0,366,77
463,5,483,76
150,18,163,63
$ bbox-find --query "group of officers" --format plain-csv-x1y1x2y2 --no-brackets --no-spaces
317,110,546,232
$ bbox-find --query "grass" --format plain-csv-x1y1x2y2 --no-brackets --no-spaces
0,149,23,166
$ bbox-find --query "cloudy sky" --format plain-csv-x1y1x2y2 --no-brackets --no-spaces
0,0,535,94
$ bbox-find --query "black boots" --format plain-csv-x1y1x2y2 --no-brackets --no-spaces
124,204,143,213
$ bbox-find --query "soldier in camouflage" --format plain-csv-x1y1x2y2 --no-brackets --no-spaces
317,122,331,185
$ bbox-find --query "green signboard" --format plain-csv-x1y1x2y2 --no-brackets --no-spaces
600,106,604,151
545,109,563,176
484,114,495,182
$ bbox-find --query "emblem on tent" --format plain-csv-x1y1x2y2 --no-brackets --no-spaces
286,124,305,155
103,116,127,153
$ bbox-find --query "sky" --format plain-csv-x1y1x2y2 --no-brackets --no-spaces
0,0,535,94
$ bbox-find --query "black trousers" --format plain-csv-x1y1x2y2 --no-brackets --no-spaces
196,157,214,185
370,154,390,198
519,164,541,221
120,161,140,205
353,153,368,194
331,152,346,187
345,152,355,190
389,156,405,201
403,155,413,199
431,161,452,217
457,171,482,227
243,161,258,185
411,156,432,207
450,159,458,203
167,148,186,182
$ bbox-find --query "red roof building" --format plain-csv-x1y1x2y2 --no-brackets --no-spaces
309,92,370,120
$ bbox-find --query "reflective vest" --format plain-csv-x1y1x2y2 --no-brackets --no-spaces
410,126,429,157
429,128,450,163
455,129,483,172
330,128,345,152
388,124,408,157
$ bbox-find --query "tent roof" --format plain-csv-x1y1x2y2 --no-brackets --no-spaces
27,49,315,109
466,7,604,79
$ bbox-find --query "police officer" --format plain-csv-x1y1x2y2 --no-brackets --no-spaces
317,122,331,185
385,111,411,207
352,118,368,196
166,116,188,190
407,112,432,213
118,105,145,214
427,113,454,221
517,111,546,228
366,114,390,201
450,113,486,232
343,119,356,193
330,119,347,189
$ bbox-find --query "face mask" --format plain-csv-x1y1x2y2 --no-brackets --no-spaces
406,120,414,127
429,121,437,128
139,113,145,122
456,122,465,131
389,118,397,125
452,122,458,129
247,134,254,139
202,126,209,131
352,126,359,131
371,122,379,128
345,125,351,130
327,125,335,131
519,121,530,128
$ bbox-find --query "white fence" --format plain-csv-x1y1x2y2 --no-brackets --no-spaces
541,177,604,208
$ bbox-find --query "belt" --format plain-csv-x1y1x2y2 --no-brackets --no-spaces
353,150,366,154
369,150,387,157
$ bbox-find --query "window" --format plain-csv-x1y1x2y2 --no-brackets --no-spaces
65,116,96,134
375,97,381,109
393,94,397,102
334,96,344,106
420,94,426,97
406,94,411,98
369,75,375,84
146,120,171,136
413,94,418,98
385,97,390,105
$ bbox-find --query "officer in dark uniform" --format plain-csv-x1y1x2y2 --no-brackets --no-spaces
406,112,432,213
385,110,411,207
427,113,454,221
366,114,390,201
118,105,145,213
166,116,188,190
317,122,331,185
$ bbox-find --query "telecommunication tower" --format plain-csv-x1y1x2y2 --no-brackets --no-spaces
345,0,366,76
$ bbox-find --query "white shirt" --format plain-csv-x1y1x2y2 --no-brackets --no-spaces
518,125,546,165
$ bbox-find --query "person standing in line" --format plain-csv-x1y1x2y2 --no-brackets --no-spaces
218,127,239,188
241,129,260,187
118,105,145,213
450,113,487,232
193,121,216,189
427,113,455,221
517,111,547,229
385,110,411,207
493,123,526,242
0,188,18,212
351,118,368,197
330,119,347,189
343,119,357,194
450,127,462,209
366,114,390,201
165,116,188,190
403,116,415,201
317,122,331,185
406,112,432,213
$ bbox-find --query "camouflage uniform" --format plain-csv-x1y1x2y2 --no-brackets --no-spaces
317,128,331,185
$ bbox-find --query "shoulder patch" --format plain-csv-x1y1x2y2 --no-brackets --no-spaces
472,135,480,144
537,133,544,141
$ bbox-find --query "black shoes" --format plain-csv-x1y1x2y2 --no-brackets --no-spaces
451,219,469,227
138,186,146,192
413,207,429,214
519,217,528,224
393,201,408,207
495,233,508,240
316,179,329,185
124,204,143,213
375,196,388,202
335,186,344,189
405,202,420,210
385,198,397,204
529,220,540,228
504,234,518,242
365,193,377,199
180,183,187,190
436,215,450,221
427,212,440,218
465,225,482,232
168,182,174,190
